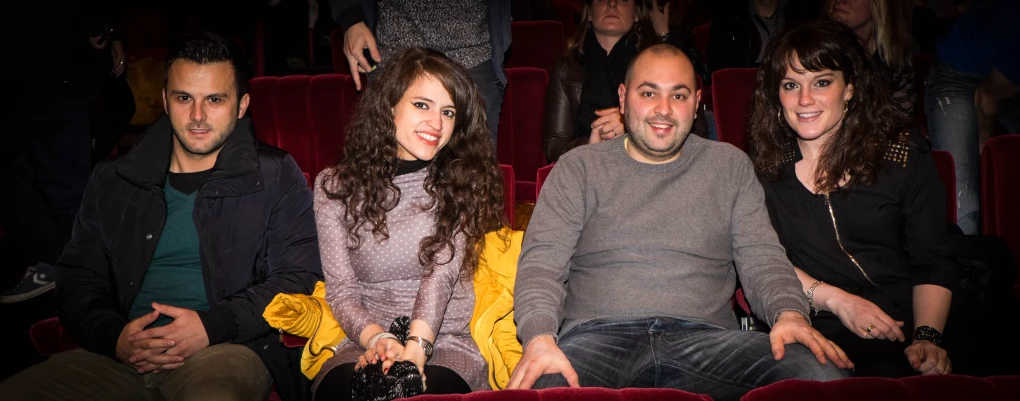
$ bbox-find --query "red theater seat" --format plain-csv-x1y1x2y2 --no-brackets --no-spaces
551,0,584,37
740,375,1020,401
500,164,516,227
498,67,550,203
694,22,711,61
507,21,566,74
711,67,758,151
981,135,1020,287
248,74,360,178
330,28,350,75
405,387,712,401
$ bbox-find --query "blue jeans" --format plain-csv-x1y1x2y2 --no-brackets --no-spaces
467,60,505,146
532,318,850,401
925,62,1020,234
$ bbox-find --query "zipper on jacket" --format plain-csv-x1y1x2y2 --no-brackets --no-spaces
823,194,877,287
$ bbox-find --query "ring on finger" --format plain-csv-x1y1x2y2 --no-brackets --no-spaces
865,324,875,334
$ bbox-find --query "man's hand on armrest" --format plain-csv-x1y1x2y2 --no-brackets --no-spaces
506,334,580,389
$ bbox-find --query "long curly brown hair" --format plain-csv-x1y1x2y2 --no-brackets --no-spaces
323,47,507,278
747,20,909,193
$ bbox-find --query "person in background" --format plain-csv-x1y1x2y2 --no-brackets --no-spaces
544,0,707,162
924,0,1019,235
330,0,510,145
828,0,917,118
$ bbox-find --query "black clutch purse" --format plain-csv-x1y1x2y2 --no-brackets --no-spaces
351,317,424,401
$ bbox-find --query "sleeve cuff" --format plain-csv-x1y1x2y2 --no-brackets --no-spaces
517,313,561,349
198,306,238,345
765,296,811,327
336,5,366,32
97,319,129,360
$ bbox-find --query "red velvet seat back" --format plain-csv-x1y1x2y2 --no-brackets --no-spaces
931,150,957,223
29,317,78,356
507,21,565,74
551,0,583,37
711,68,758,152
740,375,1020,401
248,74,360,179
406,387,712,401
981,134,1020,271
694,22,711,60
498,67,550,203
500,164,516,227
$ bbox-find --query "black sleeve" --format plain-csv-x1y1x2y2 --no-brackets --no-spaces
331,0,367,32
55,167,128,360
196,155,324,344
900,137,960,291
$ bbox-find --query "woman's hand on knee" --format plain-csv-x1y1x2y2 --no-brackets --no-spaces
830,292,905,341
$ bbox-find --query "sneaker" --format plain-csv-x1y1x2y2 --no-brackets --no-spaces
0,263,56,303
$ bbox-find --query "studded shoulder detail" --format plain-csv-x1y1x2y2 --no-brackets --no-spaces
883,132,911,167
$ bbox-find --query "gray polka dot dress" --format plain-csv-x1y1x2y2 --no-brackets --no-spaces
311,167,489,393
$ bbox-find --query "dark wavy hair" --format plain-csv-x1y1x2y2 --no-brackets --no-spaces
747,20,908,193
323,47,507,278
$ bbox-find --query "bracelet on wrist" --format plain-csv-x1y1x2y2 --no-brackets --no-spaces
912,325,943,348
806,280,824,315
367,332,398,349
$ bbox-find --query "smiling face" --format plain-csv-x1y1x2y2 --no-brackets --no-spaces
393,74,456,161
778,58,854,144
618,50,701,164
163,60,249,162
590,0,638,38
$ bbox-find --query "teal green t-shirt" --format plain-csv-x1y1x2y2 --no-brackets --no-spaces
128,179,209,327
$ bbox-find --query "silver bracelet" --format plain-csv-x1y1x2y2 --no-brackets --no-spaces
806,280,824,315
367,332,398,350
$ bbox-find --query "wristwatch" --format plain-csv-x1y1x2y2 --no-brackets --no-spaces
406,335,434,361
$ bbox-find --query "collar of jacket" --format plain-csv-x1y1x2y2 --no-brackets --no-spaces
115,114,263,197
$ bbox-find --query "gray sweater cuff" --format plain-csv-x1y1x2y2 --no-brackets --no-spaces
518,314,561,348
765,296,811,327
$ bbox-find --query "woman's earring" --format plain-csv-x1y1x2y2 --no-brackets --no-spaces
777,108,784,124
844,100,849,115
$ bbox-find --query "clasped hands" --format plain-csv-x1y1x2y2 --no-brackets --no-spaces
115,302,210,374
356,336,428,377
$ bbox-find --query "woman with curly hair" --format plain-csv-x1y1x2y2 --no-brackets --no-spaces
312,47,507,399
746,20,956,377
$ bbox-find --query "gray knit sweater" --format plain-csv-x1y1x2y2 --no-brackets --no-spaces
514,135,809,347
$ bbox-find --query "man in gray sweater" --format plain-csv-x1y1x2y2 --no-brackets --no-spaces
509,45,851,400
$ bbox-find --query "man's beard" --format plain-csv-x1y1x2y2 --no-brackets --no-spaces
624,113,693,162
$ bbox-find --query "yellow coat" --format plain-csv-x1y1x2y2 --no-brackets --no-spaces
263,228,524,389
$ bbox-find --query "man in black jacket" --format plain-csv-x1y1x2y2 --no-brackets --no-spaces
0,32,323,401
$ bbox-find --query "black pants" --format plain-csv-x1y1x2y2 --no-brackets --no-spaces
0,65,97,266
315,363,471,401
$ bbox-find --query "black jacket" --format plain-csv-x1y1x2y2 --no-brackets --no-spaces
705,0,790,84
55,115,322,396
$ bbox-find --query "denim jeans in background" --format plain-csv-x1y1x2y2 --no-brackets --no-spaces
925,61,1020,235
531,317,849,401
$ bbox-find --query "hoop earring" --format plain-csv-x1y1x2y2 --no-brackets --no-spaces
777,108,785,125
844,100,849,115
